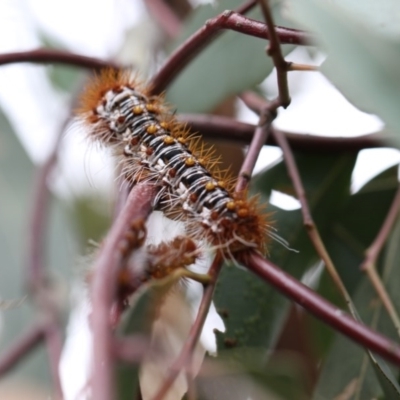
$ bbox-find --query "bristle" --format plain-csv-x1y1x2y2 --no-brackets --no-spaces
76,69,275,256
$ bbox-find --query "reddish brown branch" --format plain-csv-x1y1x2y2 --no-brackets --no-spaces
150,11,311,94
236,0,258,15
44,320,64,398
0,49,119,70
258,0,290,108
144,0,183,39
91,183,157,400
271,127,313,227
236,107,276,191
113,336,150,364
178,114,391,151
26,112,75,398
243,252,400,366
28,127,64,292
0,322,44,376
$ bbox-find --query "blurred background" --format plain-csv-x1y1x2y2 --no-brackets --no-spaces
0,0,399,399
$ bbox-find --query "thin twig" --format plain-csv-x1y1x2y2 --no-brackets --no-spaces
242,251,400,366
258,0,290,107
360,185,400,338
236,0,258,15
44,319,64,399
236,106,276,191
91,183,157,400
288,62,318,72
112,336,150,364
271,127,358,316
0,49,119,70
27,111,75,398
179,114,392,151
150,11,311,94
242,92,363,333
144,0,183,39
27,118,67,292
0,322,45,376
150,255,223,400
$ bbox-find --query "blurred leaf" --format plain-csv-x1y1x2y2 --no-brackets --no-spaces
71,195,112,248
329,0,400,38
197,349,308,400
116,288,156,400
39,33,85,93
0,109,77,386
311,165,399,358
116,279,186,399
369,352,400,400
166,0,296,112
214,152,356,355
313,191,400,399
289,0,400,144
47,65,85,93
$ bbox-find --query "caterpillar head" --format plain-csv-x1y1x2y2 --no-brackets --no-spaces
77,69,149,145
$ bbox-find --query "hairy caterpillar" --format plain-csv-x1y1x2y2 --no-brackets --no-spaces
77,70,271,256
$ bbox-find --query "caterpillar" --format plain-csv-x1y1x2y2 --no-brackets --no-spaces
77,69,271,257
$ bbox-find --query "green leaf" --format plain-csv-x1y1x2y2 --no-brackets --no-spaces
369,352,400,400
328,0,400,38
289,0,400,144
312,165,399,358
214,151,356,354
313,173,400,399
197,349,308,400
166,0,296,112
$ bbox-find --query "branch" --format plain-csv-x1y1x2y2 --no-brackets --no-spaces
258,0,290,108
91,182,157,400
113,336,150,364
178,114,392,151
0,48,119,70
27,111,75,398
0,322,44,376
150,11,311,94
27,119,66,292
271,125,362,322
144,0,183,39
236,106,276,191
243,252,400,366
236,0,258,15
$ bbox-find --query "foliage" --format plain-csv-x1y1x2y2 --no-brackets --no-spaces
0,0,399,399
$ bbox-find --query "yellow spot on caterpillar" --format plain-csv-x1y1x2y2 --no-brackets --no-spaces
177,137,186,145
185,157,195,167
226,201,236,211
147,124,158,134
205,182,216,191
133,105,143,115
237,208,249,218
163,136,175,145
160,121,170,130
218,181,226,189
146,103,158,113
